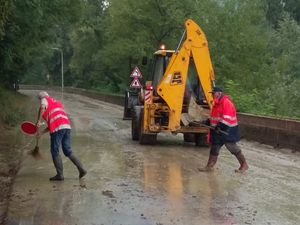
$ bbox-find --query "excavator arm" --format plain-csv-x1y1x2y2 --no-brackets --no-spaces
157,19,215,131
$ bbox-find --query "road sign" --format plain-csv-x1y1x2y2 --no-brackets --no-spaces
130,78,142,88
130,66,142,78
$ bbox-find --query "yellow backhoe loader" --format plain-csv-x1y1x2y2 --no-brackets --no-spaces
127,19,216,145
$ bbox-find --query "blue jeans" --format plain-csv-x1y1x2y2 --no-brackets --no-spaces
50,129,72,157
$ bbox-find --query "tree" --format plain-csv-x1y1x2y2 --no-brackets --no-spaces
69,0,108,89
263,15,300,117
265,0,300,27
0,0,12,41
0,0,82,88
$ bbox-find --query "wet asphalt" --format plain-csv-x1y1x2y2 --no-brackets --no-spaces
6,90,300,225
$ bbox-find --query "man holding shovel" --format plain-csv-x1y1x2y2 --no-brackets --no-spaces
36,91,87,181
198,86,249,172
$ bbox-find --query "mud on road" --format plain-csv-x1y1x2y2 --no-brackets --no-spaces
5,90,300,225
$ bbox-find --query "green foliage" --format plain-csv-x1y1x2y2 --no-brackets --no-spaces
0,0,12,41
0,0,300,119
0,0,82,88
265,0,300,27
262,15,300,118
223,80,275,115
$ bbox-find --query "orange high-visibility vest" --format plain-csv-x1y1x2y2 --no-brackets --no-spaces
42,96,70,133
210,95,238,127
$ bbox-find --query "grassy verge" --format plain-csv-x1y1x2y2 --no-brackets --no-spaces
0,87,36,224
0,88,32,127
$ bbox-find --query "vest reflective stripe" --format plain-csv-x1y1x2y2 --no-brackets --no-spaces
53,124,71,133
220,119,238,127
210,118,220,126
221,114,238,127
210,95,238,127
49,114,69,124
223,115,237,121
46,108,65,121
42,96,70,133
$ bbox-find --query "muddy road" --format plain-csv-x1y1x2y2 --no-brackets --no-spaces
7,90,300,225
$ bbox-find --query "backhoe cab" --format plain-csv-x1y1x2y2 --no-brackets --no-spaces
128,19,216,145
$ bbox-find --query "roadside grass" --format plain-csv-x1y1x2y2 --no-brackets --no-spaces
0,88,33,127
0,87,38,224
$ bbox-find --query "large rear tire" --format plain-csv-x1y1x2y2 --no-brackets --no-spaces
123,91,131,120
138,108,157,145
139,133,157,145
183,133,195,143
123,90,139,120
131,106,142,140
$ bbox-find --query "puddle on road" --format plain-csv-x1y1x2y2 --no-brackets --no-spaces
7,90,300,225
8,137,300,225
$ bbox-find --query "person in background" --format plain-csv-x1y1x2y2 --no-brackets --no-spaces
36,91,87,181
199,86,249,173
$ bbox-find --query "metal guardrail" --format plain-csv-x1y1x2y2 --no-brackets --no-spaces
20,85,300,151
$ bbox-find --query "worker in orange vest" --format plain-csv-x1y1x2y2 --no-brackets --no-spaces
199,86,249,172
36,91,87,181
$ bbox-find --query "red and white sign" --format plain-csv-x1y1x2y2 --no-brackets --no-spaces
130,66,142,78
130,78,142,88
144,90,151,103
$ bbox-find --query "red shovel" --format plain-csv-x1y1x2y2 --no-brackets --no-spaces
20,121,38,136
20,121,42,159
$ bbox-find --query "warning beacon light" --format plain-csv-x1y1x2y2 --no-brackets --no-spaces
160,44,166,50
146,84,154,91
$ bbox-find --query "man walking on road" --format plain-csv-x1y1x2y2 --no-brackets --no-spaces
36,91,87,181
199,86,249,172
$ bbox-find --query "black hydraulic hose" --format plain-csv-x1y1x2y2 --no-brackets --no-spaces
175,30,186,53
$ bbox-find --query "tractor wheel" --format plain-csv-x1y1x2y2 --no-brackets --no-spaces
131,106,142,140
138,108,157,145
183,133,195,143
139,133,157,145
123,90,131,120
123,90,139,120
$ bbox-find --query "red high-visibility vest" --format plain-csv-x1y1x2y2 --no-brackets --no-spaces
42,96,70,133
210,95,238,127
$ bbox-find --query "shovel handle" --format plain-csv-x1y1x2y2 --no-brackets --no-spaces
35,135,40,146
190,121,229,135
202,124,229,135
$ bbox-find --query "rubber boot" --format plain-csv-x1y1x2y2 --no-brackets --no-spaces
198,154,218,172
234,151,249,173
68,154,87,179
50,155,64,181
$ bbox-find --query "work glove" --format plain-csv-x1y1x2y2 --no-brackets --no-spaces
201,119,210,126
214,126,221,134
215,122,229,135
189,120,199,126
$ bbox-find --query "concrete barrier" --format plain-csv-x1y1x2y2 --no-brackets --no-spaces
238,113,300,150
20,85,300,151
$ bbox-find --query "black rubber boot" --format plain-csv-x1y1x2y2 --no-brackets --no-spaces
68,154,87,179
50,155,64,181
198,154,218,172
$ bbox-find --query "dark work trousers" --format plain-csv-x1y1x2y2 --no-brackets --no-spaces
50,129,72,157
210,142,241,156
